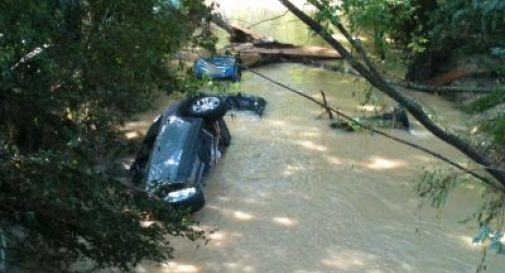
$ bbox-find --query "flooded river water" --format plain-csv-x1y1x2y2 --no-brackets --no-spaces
132,2,505,273
134,63,504,273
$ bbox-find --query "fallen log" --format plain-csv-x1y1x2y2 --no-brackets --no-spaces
393,81,495,94
235,42,341,59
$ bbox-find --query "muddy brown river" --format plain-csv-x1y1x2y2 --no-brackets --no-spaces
129,63,504,273
128,2,505,272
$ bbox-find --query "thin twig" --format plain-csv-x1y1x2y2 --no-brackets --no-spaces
247,10,290,29
320,90,333,119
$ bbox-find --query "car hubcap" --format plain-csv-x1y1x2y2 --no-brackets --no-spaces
192,97,220,113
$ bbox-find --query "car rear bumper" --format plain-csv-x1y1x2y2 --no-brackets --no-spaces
166,187,205,213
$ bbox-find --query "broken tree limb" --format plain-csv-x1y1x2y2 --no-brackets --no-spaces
321,90,333,119
279,0,505,186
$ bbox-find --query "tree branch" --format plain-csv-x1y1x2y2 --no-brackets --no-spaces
307,0,380,76
243,65,497,189
278,0,505,185
248,10,290,29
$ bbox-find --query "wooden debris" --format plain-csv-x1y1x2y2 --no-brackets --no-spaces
211,14,341,65
236,43,341,59
427,68,490,85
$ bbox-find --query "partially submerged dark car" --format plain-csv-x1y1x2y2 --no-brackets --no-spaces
223,92,266,116
131,93,266,212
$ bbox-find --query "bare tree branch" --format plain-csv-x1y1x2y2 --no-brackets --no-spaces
248,10,290,29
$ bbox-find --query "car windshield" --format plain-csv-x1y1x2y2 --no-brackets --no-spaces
207,57,235,67
146,116,192,189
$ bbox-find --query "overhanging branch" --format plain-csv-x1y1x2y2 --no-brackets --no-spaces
278,0,505,186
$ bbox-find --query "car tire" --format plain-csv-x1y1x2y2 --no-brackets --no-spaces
190,189,206,213
183,95,227,122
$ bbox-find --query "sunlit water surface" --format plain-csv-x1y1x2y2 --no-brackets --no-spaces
130,2,504,273
128,63,504,273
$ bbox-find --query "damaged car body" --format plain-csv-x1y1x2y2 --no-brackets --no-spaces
223,92,267,116
131,93,266,212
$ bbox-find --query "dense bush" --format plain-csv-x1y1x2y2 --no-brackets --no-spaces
429,0,505,53
0,0,213,271
325,0,505,62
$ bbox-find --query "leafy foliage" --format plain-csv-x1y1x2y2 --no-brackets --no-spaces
316,0,505,62
342,0,416,55
416,167,461,208
0,0,213,271
469,190,505,258
466,90,505,113
465,87,505,146
429,0,505,53
312,0,416,58
0,152,203,272
417,166,505,257
480,115,505,145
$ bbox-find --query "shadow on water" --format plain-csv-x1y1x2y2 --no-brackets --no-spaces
118,2,505,271
133,64,504,273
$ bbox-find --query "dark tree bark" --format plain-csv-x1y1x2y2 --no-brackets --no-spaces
278,0,505,187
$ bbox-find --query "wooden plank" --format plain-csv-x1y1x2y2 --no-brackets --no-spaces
238,45,341,59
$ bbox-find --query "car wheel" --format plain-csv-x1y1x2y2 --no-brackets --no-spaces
184,95,227,122
189,189,206,213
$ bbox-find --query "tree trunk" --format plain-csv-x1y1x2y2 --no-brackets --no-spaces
278,0,505,187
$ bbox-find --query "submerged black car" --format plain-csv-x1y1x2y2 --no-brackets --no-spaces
131,93,266,212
